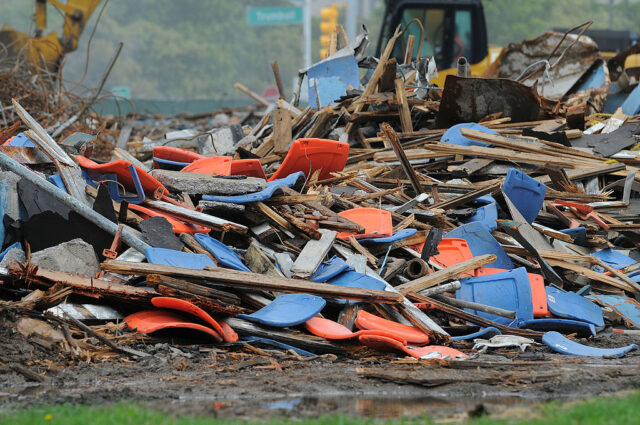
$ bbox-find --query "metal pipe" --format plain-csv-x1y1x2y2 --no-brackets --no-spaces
404,258,429,280
432,294,516,319
457,57,469,77
0,152,150,255
419,281,461,297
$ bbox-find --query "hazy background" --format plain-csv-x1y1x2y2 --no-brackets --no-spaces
3,0,639,106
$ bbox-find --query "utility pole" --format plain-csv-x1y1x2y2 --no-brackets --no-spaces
346,0,358,42
304,0,311,68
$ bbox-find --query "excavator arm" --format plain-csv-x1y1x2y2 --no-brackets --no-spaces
0,0,102,69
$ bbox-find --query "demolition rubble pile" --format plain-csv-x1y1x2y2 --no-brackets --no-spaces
4,28,640,381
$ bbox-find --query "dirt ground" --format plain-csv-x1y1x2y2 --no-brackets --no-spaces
2,312,640,421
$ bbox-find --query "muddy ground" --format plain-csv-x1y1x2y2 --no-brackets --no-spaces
2,313,640,421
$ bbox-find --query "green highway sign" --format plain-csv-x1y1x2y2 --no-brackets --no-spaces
247,6,303,26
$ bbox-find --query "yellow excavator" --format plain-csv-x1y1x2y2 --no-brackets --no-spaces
0,0,102,70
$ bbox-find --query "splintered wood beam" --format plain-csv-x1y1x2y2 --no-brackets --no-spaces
291,229,337,277
381,122,424,195
101,260,402,303
395,254,496,295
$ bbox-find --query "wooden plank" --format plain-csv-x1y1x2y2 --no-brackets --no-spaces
450,158,493,178
101,259,402,303
381,122,424,194
545,258,637,293
395,254,496,295
290,229,337,278
395,78,412,133
430,181,501,210
272,105,293,153
143,199,248,234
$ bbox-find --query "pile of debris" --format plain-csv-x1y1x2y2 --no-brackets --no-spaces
3,26,640,381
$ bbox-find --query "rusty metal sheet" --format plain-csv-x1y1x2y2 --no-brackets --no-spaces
435,76,541,128
0,146,53,164
488,31,601,100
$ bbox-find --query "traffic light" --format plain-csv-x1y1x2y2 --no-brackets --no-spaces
319,5,339,58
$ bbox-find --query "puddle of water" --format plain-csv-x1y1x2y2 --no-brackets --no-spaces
262,394,540,419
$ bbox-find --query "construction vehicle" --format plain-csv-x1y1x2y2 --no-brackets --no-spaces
376,0,499,86
0,0,102,70
377,0,640,87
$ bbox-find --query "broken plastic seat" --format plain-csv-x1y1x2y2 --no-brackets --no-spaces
518,318,596,337
237,294,326,328
129,204,210,234
586,294,640,329
202,171,305,204
463,194,498,231
450,327,501,341
441,122,498,147
337,208,393,240
268,138,349,181
592,248,637,270
181,156,233,175
153,147,266,179
124,310,222,342
151,297,237,342
431,238,473,268
545,286,604,328
76,155,168,197
304,317,407,343
354,310,429,345
327,271,387,304
145,247,216,270
560,227,587,245
445,221,514,270
230,159,267,180
4,132,35,147
193,233,251,272
358,335,467,360
307,54,360,108
153,146,203,166
542,331,637,357
475,267,549,317
456,267,534,327
502,168,546,224
358,228,418,244
310,256,352,282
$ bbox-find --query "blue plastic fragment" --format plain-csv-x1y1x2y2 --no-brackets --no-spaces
463,194,498,231
145,247,216,270
202,171,304,204
502,168,546,224
327,271,387,304
237,294,326,327
47,174,68,193
0,242,22,262
105,165,146,204
546,286,604,327
445,221,514,269
456,267,533,326
194,233,251,272
359,228,418,244
560,227,587,245
441,123,498,147
6,132,35,147
542,331,637,357
310,256,352,282
592,248,636,270
153,157,189,170
519,318,596,337
587,294,640,329
451,327,501,341
622,83,640,115
308,55,360,108
235,336,316,357
573,63,606,92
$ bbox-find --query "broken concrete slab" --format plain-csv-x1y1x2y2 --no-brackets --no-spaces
150,169,267,195
0,248,26,267
31,238,101,277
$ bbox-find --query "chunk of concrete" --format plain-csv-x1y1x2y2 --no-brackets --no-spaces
197,124,244,156
0,248,26,267
31,238,100,277
150,169,267,195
